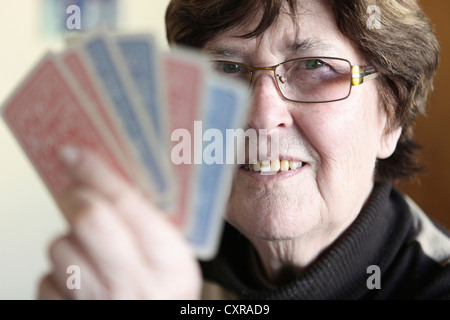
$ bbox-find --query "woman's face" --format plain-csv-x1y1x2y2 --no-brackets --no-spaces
203,0,401,244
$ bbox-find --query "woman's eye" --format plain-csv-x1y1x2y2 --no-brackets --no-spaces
221,63,242,73
305,59,324,70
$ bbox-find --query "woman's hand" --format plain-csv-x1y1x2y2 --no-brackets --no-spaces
38,147,202,299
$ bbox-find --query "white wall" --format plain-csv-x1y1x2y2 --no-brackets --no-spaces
0,0,170,300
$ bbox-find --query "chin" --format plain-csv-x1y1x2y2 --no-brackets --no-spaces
224,164,326,241
225,189,321,242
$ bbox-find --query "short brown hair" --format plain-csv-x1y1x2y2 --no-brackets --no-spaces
165,0,440,181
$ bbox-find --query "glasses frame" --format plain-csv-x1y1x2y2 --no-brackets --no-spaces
211,57,379,103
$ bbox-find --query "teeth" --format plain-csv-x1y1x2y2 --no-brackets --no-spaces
280,160,290,172
289,161,303,170
260,160,271,173
245,160,303,173
270,159,281,172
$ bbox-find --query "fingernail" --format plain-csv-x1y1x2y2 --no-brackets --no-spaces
59,146,80,168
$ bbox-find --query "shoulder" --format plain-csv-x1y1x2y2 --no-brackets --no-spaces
404,195,450,266
401,195,450,299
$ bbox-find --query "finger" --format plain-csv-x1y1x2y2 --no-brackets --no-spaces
57,182,151,233
37,274,66,300
48,234,108,299
58,147,200,296
59,146,142,205
58,147,183,253
57,188,148,287
57,185,87,224
57,179,198,292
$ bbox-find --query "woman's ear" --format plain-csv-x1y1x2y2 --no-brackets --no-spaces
377,126,402,159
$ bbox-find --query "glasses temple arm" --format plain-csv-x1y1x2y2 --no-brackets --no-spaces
351,66,379,86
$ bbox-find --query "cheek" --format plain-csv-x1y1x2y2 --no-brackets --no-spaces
296,91,382,177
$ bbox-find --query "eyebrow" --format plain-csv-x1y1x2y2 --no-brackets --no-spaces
290,38,329,52
204,46,240,58
205,38,333,59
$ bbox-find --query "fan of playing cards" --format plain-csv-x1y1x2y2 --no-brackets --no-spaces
1,31,250,260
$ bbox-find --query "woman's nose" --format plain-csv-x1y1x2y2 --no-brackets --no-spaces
246,72,294,133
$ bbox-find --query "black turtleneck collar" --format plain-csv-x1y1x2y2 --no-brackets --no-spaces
200,182,438,299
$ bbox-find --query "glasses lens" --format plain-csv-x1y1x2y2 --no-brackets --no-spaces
277,58,352,102
211,61,251,83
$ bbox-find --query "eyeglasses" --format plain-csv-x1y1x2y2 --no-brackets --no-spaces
211,57,378,103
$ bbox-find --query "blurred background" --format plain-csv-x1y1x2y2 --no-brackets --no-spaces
0,0,448,299
398,1,450,231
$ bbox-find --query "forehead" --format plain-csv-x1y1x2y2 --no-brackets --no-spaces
203,0,361,63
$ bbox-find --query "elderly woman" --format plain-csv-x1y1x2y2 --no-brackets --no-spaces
39,0,450,300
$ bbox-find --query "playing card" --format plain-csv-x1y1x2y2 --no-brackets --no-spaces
187,74,250,260
114,33,176,208
161,49,209,233
59,48,139,177
79,32,173,210
1,29,251,262
1,53,132,197
115,34,168,146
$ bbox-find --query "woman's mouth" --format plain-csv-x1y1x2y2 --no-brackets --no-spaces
241,159,304,175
